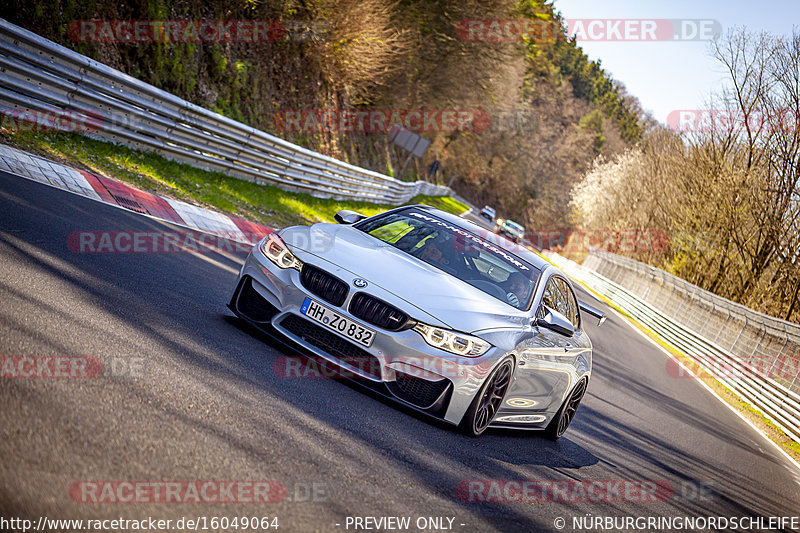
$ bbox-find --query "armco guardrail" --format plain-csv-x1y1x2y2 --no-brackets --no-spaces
0,19,451,204
545,250,800,444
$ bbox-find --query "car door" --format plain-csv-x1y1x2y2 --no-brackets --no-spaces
504,275,580,413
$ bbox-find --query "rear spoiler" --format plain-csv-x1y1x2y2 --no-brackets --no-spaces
579,301,607,326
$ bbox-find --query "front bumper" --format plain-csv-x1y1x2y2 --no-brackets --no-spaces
228,246,507,426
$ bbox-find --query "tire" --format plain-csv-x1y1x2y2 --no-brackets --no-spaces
544,378,588,440
459,357,515,437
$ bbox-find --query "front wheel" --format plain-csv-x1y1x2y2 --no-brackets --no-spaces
544,378,588,440
460,358,514,437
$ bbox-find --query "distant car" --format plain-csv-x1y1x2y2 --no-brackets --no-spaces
496,219,525,243
228,205,605,438
479,206,496,222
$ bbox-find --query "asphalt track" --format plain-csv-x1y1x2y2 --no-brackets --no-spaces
1,169,799,532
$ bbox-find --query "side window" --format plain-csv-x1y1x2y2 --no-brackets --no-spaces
540,277,580,329
553,280,570,320
540,278,559,314
555,278,580,329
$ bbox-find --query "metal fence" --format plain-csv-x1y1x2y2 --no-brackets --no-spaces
0,18,452,204
546,249,800,444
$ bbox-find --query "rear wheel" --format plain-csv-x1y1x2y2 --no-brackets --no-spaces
544,378,588,440
460,358,514,437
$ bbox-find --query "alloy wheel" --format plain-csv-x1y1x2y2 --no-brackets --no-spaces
473,360,513,433
556,378,587,437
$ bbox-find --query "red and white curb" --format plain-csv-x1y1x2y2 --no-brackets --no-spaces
0,143,272,244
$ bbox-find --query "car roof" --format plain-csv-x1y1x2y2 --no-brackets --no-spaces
411,205,548,271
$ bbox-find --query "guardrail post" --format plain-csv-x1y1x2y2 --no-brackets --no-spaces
641,267,656,301
766,336,790,388
730,316,748,356
712,304,730,344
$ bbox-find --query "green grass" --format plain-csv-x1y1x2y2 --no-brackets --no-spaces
413,195,470,215
0,130,468,228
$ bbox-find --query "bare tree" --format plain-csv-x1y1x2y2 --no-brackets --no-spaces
571,28,800,323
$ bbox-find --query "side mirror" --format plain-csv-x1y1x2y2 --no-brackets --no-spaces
334,210,367,224
536,306,575,337
579,301,607,327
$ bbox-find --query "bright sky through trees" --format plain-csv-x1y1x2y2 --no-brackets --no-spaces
554,0,800,123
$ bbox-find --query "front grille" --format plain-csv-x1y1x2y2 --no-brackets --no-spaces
300,265,348,307
280,315,381,379
388,371,450,408
236,277,280,323
349,293,409,331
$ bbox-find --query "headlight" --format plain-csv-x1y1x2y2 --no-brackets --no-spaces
413,323,492,357
260,233,303,271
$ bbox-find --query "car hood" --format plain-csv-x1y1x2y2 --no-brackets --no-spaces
281,223,528,333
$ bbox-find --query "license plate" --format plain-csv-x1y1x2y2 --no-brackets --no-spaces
301,297,376,347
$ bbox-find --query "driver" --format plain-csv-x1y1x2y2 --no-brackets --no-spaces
505,272,529,307
418,234,452,268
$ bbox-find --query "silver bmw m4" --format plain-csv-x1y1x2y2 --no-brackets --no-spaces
228,205,604,438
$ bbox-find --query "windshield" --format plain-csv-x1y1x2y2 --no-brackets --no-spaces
357,208,540,310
